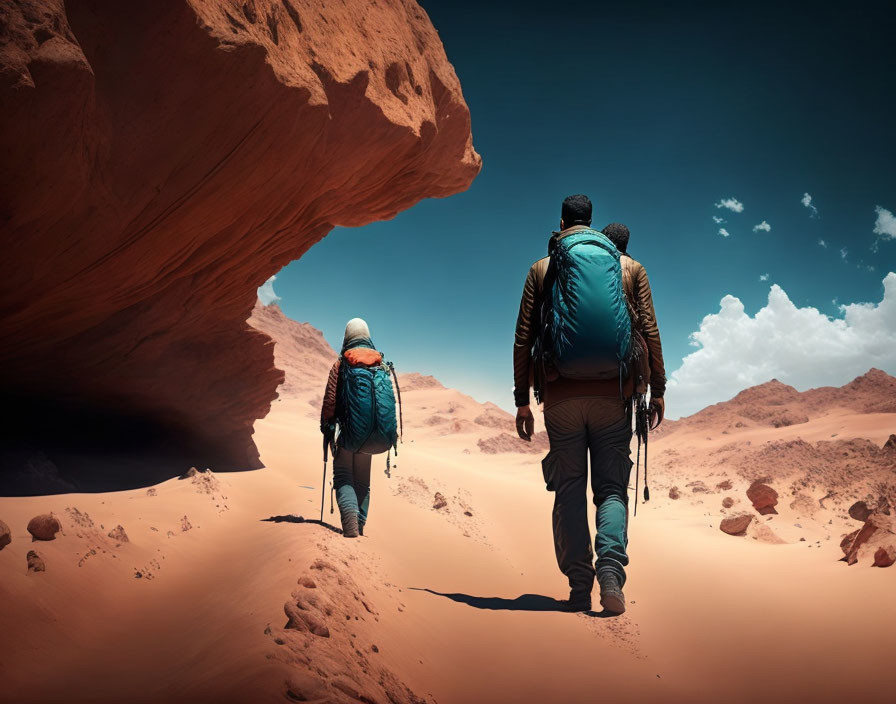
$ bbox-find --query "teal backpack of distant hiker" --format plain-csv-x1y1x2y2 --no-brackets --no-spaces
336,345,402,457
535,228,632,398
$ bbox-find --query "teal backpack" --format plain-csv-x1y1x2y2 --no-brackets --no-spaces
535,228,632,393
336,347,402,456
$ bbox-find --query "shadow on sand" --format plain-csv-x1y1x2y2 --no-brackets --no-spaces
260,514,344,535
411,588,618,618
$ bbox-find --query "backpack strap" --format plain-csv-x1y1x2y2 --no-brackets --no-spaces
388,361,403,443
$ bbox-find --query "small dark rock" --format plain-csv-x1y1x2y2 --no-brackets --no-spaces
873,545,895,567
27,550,45,572
107,525,129,543
0,519,11,550
848,501,872,522
432,492,448,510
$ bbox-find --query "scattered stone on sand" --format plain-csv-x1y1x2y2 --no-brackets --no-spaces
687,481,710,493
180,516,192,532
180,466,205,479
26,550,45,572
883,434,896,452
65,507,94,528
464,510,473,517
840,529,860,556
146,488,157,497
873,545,895,567
842,519,878,565
432,492,448,510
27,513,61,541
285,672,325,702
848,501,873,522
331,676,369,701
720,513,753,536
716,479,733,491
107,525,129,543
0,519,10,550
297,575,317,589
746,481,778,515
668,486,680,500
722,497,735,509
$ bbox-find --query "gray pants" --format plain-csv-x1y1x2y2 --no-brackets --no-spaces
541,397,633,593
333,448,372,527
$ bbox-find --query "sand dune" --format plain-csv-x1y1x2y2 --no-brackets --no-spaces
1,308,894,703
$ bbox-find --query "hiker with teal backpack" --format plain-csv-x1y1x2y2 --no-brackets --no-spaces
320,318,402,538
513,195,666,614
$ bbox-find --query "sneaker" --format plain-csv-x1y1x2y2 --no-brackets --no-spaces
341,511,360,538
597,571,626,614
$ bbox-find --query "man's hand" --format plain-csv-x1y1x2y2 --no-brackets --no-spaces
516,405,535,441
320,420,332,436
648,397,664,430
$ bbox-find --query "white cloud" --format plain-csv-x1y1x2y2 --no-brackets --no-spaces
752,220,771,232
873,205,896,241
715,197,744,213
840,247,848,261
759,273,769,281
818,239,827,248
664,272,896,418
718,227,731,238
801,192,819,218
712,215,726,224
257,275,281,305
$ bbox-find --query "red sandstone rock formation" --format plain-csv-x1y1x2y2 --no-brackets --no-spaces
0,0,480,472
746,481,779,515
26,513,61,541
720,513,753,536
659,370,896,436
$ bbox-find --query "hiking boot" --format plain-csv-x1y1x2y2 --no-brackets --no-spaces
341,511,360,538
565,588,592,613
597,571,626,614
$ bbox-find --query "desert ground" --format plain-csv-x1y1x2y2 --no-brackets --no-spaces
1,303,893,704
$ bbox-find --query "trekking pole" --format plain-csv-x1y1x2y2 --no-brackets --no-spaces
320,432,329,523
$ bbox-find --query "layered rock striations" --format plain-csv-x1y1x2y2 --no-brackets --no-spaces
0,0,479,477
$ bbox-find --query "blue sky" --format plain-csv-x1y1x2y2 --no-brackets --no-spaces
265,0,896,417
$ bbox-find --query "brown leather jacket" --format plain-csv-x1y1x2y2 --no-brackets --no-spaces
513,226,666,408
321,360,341,428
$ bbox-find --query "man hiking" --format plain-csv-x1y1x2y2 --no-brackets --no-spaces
321,318,401,538
513,195,666,613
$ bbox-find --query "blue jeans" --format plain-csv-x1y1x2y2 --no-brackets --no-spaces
542,397,633,591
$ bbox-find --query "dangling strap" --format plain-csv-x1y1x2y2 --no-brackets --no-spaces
385,448,392,479
389,362,403,441
330,481,335,515
643,426,650,503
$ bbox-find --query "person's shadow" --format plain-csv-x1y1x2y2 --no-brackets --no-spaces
260,514,343,535
411,588,616,617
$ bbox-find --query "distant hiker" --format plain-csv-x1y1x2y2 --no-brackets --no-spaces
320,318,402,538
513,195,666,613
601,222,665,407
